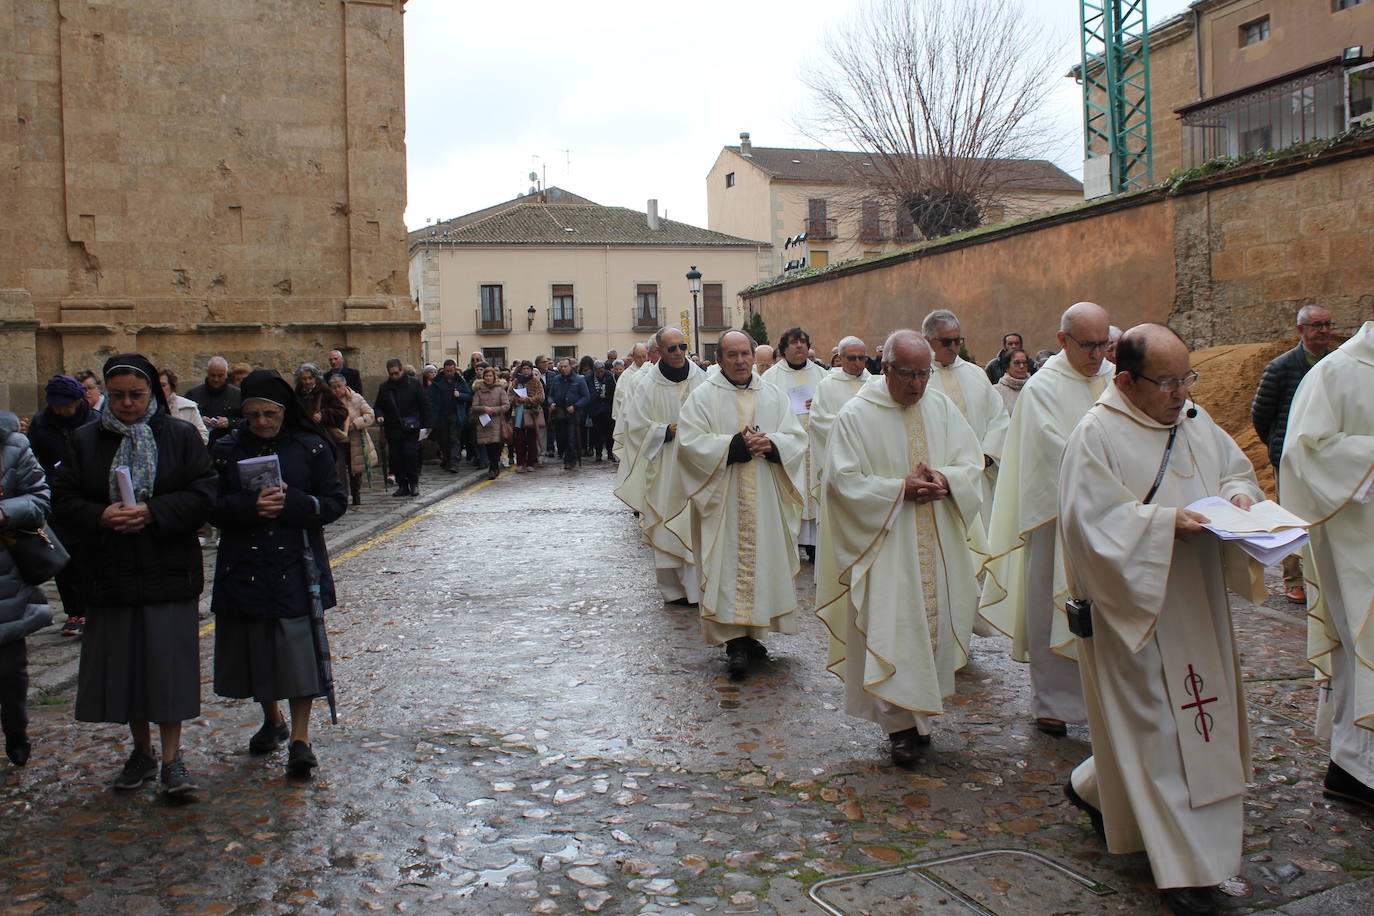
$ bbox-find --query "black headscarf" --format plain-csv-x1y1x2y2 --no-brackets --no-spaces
239,369,330,443
102,353,168,413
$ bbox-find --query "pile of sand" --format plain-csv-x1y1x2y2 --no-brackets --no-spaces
1190,335,1301,498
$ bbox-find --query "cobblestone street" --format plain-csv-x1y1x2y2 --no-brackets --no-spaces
1,463,1371,915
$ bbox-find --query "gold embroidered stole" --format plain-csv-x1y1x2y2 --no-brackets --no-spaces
732,388,758,623
903,402,940,657
939,365,968,418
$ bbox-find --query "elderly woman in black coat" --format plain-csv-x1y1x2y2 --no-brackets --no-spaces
52,354,216,796
210,370,346,779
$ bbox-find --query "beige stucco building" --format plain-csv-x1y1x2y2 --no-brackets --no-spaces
706,134,1083,276
0,0,417,415
408,190,770,365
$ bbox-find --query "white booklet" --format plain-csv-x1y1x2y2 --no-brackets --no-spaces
238,454,283,491
1185,496,1309,567
114,465,136,506
788,384,812,415
478,413,492,427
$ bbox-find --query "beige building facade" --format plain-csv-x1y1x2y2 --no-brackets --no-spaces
409,193,770,366
706,135,1083,277
0,0,417,415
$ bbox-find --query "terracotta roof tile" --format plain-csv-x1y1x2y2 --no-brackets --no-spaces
412,202,769,248
731,146,1083,193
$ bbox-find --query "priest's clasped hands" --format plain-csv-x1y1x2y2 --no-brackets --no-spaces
904,462,949,504
1174,492,1254,541
742,425,774,457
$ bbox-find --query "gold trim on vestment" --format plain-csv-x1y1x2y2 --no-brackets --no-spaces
733,389,758,625
904,403,941,660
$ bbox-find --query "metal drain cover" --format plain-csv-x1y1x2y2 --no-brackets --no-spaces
809,849,1117,915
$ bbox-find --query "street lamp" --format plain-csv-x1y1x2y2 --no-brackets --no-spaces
526,305,537,330
686,265,703,357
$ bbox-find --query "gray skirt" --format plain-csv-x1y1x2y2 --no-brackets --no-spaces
76,601,201,725
213,614,322,703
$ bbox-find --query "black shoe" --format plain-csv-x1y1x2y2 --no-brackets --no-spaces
112,747,159,790
160,751,198,796
488,468,499,480
665,597,699,608
409,485,420,497
1035,717,1068,737
1160,886,1218,915
5,737,31,767
350,492,361,506
287,740,318,779
725,639,751,681
1323,760,1374,811
889,727,930,768
1064,779,1106,841
741,637,768,661
392,487,409,497
248,719,289,755
802,544,816,564
445,466,459,474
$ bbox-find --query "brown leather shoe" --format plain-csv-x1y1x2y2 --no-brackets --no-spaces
1035,717,1068,737
1286,585,1306,604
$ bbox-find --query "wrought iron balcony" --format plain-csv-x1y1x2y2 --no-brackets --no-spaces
548,307,583,332
475,308,511,334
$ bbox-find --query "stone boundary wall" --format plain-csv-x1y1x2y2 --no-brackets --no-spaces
742,140,1374,363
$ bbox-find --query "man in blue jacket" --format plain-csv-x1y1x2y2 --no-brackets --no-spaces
428,359,472,473
547,358,590,470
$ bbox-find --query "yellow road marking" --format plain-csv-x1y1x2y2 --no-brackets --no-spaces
197,477,494,636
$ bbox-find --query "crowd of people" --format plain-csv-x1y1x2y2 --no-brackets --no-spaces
0,304,1370,914
606,305,1372,915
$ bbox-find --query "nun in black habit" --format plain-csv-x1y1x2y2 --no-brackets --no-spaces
209,370,346,779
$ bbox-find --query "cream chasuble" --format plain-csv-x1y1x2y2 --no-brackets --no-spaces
614,362,706,603
676,367,808,643
612,363,648,498
762,359,829,545
980,352,1113,663
1060,384,1263,889
929,357,1009,527
808,366,870,504
1281,322,1374,787
816,379,986,724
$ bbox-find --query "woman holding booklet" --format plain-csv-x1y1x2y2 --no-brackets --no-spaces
209,370,346,780
52,354,216,796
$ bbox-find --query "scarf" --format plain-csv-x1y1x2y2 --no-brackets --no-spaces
998,374,1027,391
102,398,159,503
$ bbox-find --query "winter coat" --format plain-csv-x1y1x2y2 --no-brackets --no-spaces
168,393,209,444
471,380,509,445
336,387,379,476
375,376,432,438
51,411,215,609
428,372,473,428
1251,344,1319,469
547,371,590,420
209,427,347,618
25,404,94,479
185,380,242,444
507,373,546,430
296,382,347,434
323,365,362,394
585,371,616,418
0,413,54,644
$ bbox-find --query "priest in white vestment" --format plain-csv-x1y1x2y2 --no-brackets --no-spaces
762,327,828,559
980,301,1114,735
610,342,648,459
922,310,1008,527
612,338,659,506
808,336,871,507
615,328,706,606
1060,325,1263,914
816,331,986,768
1281,317,1374,812
676,330,808,680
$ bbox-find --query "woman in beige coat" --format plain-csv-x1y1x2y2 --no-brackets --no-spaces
328,374,378,505
507,361,545,472
471,368,509,481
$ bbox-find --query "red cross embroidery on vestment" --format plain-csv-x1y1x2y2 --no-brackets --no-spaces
1180,664,1218,743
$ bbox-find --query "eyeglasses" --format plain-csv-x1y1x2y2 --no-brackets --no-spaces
1131,369,1200,393
931,336,964,348
1009,359,1030,367
1065,332,1112,353
1301,321,1333,329
663,343,688,353
243,409,284,421
107,389,150,402
889,366,933,381
841,354,869,362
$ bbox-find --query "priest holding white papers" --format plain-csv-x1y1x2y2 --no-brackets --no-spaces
676,330,808,680
808,336,871,506
922,310,1008,527
816,331,986,768
1059,324,1264,915
1281,314,1374,813
614,328,706,606
980,301,1115,736
762,327,828,562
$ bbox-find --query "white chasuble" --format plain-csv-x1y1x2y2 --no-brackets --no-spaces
808,366,870,505
612,363,647,498
676,367,808,640
614,362,706,602
1281,322,1374,786
980,352,1114,663
1060,383,1263,889
762,359,829,544
816,379,986,720
929,357,1009,528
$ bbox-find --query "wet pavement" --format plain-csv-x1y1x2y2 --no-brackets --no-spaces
2,462,1371,914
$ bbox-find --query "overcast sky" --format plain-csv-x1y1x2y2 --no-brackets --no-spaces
402,0,1192,231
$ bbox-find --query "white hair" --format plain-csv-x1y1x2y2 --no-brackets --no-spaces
921,309,959,337
882,329,933,365
1108,325,1123,341
207,356,229,371
836,335,865,352
1296,304,1329,325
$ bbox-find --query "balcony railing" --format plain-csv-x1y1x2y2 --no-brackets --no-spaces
632,305,661,331
807,217,838,239
475,308,511,334
548,307,583,332
699,307,729,330
859,218,888,241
